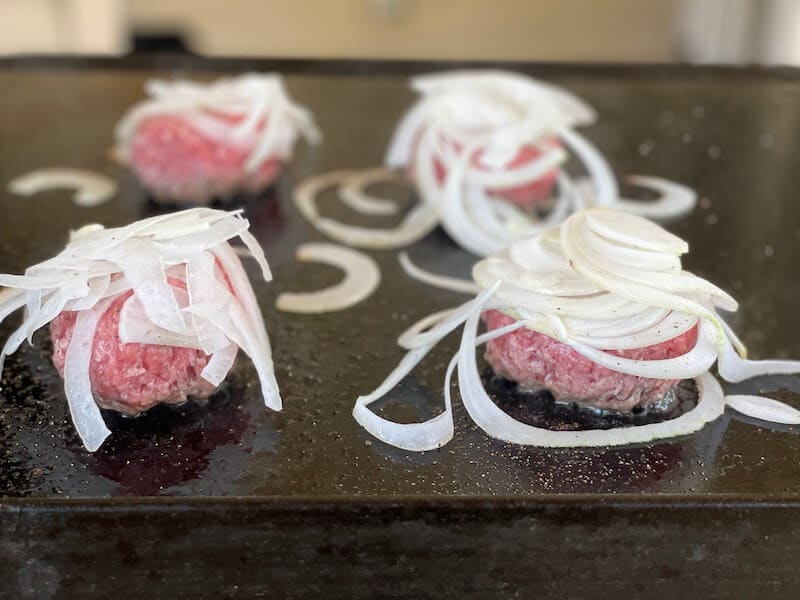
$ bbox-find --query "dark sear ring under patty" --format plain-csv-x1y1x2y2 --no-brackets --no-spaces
485,371,698,432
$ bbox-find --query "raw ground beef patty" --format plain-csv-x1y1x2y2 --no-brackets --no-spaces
50,289,220,415
482,309,699,411
128,114,282,204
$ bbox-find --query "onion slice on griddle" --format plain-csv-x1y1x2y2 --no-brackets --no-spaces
276,243,380,314
398,251,480,295
8,168,117,207
293,170,439,249
726,395,800,425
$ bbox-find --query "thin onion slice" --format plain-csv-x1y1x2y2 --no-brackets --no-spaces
63,298,114,452
293,170,439,249
726,395,800,425
612,175,697,219
339,167,403,216
276,243,380,314
9,168,117,207
398,251,480,295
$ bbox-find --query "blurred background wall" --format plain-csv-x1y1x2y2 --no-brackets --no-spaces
1,0,800,64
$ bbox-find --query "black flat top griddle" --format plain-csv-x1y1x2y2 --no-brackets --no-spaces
1,56,799,599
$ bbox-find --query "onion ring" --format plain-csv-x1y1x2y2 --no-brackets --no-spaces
293,170,439,249
398,251,480,295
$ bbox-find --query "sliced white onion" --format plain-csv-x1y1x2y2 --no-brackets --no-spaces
558,127,618,206
201,343,238,387
726,395,800,425
716,328,800,383
119,294,202,349
63,298,114,452
276,243,380,314
8,168,117,207
612,176,697,219
398,251,479,295
397,282,500,351
352,342,455,452
339,167,403,216
293,169,439,249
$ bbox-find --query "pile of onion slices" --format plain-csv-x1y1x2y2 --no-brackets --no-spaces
114,73,321,173
0,208,280,451
295,70,697,257
353,208,800,451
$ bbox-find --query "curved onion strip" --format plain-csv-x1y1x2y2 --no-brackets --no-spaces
8,168,117,207
436,144,507,256
397,282,499,351
612,176,697,219
398,251,479,295
584,208,687,254
716,329,800,383
201,343,238,387
396,308,456,349
276,243,380,314
726,395,800,425
339,167,402,216
352,303,524,452
558,127,618,206
568,310,699,351
63,298,114,452
463,145,567,188
353,343,455,452
556,319,719,379
293,170,439,249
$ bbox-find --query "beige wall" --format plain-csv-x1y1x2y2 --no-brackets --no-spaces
0,0,126,55
128,0,678,61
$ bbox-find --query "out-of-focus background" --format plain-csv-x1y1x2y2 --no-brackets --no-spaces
1,0,800,65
